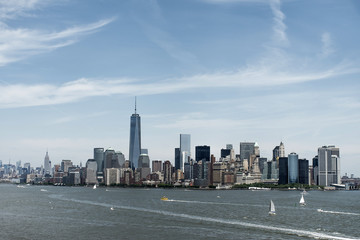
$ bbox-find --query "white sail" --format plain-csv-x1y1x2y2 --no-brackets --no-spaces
269,200,276,215
93,184,97,189
300,194,306,206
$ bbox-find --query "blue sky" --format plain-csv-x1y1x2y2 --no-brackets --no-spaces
0,0,359,176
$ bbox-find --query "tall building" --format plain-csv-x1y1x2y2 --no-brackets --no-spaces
180,134,191,171
163,160,173,184
272,146,280,161
152,160,162,172
129,99,141,169
94,148,104,173
115,151,126,168
195,145,210,162
104,148,123,169
317,146,340,186
278,157,288,185
298,159,309,184
239,142,255,161
61,160,73,173
174,148,181,170
279,142,285,157
288,152,299,184
44,151,51,175
138,153,150,180
85,159,98,185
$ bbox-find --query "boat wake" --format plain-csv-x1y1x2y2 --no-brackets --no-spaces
49,194,358,240
317,209,360,216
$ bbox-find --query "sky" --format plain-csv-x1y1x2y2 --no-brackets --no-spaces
0,0,359,177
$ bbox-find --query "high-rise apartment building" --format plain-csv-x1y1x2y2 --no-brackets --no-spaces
180,134,191,171
129,99,141,169
317,146,340,186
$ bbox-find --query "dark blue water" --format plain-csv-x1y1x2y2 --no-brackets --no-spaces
1,184,359,240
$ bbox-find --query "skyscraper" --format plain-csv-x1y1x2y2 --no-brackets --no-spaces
279,142,285,157
240,142,255,161
174,148,181,170
195,145,210,162
129,98,141,169
180,134,191,171
288,152,299,184
298,159,309,184
317,146,340,186
278,157,288,185
94,148,104,173
44,151,51,175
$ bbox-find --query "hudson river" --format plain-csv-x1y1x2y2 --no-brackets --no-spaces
1,184,359,240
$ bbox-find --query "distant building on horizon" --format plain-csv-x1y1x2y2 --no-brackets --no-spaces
317,145,340,186
278,157,288,185
180,134,191,171
85,159,97,185
288,152,299,184
196,145,210,162
240,142,255,162
94,148,104,173
44,151,51,175
129,98,141,169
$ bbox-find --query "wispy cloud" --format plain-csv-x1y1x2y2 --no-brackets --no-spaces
0,18,114,66
269,0,288,46
320,32,334,57
0,60,358,109
0,0,45,19
0,0,114,66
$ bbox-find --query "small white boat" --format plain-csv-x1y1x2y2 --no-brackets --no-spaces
40,189,47,192
93,185,97,189
269,200,276,215
110,207,114,211
317,208,324,212
299,193,306,206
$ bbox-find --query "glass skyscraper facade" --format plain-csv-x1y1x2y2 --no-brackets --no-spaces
94,148,104,173
129,106,141,169
195,145,210,162
288,152,299,184
180,134,191,171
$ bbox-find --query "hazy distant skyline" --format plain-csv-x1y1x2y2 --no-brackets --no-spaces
0,0,359,176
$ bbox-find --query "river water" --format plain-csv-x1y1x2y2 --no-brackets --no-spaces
0,184,359,240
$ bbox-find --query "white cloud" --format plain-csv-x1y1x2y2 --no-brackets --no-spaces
0,60,358,109
0,0,45,19
0,18,114,66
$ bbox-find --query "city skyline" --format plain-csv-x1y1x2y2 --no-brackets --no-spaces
0,1,359,176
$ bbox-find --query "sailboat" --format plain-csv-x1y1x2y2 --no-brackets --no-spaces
93,184,97,190
269,200,276,215
299,193,306,206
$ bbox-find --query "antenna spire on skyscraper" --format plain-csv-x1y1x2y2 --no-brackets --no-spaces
135,96,137,114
